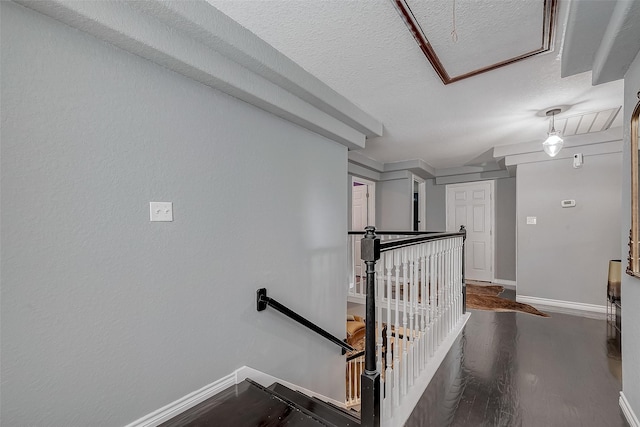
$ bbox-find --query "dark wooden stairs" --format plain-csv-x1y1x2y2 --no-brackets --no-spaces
159,379,360,426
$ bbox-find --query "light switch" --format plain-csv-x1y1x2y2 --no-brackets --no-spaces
526,216,537,225
150,202,173,222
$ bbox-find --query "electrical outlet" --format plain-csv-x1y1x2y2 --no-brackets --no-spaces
526,216,537,225
150,202,173,222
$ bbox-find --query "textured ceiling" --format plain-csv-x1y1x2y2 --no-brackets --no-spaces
208,0,624,169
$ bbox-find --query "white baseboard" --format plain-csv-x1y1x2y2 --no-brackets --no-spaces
516,295,606,318
493,279,516,289
124,372,236,427
620,392,640,427
123,311,472,427
124,365,344,426
388,313,471,427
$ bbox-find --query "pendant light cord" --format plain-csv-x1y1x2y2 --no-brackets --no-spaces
451,0,458,42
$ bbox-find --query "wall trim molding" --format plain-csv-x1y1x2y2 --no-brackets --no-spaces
620,392,640,427
14,0,381,150
123,372,236,427
123,366,343,427
516,295,606,317
493,279,517,289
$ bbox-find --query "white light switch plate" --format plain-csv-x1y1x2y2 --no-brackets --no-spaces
526,216,537,225
150,202,173,222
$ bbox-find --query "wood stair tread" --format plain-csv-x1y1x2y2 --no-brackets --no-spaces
268,383,360,427
159,379,327,427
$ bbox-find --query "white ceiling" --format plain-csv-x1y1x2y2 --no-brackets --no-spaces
207,0,624,170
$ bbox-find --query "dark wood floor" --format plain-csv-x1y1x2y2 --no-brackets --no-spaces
406,289,627,427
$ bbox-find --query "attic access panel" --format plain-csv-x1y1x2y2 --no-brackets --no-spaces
394,0,557,84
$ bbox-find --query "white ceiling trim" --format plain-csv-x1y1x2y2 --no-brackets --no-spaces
435,170,511,185
494,126,623,158
592,0,640,85
393,0,557,84
504,140,622,166
13,0,382,150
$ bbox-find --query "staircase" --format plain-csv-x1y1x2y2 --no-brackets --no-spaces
159,379,360,427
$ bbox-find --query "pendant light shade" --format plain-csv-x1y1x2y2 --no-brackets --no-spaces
543,109,563,157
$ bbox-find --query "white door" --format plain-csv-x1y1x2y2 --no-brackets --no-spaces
446,181,494,282
352,184,368,231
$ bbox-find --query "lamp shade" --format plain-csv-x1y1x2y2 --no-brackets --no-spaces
543,131,563,157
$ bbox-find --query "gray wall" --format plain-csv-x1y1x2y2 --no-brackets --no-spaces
376,178,412,230
495,177,517,281
425,177,517,282
622,49,640,420
1,3,347,426
516,153,621,305
425,179,446,230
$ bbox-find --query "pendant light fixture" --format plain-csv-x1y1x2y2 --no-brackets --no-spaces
543,108,563,157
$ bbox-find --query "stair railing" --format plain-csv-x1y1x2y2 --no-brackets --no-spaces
357,226,467,426
348,230,441,299
256,288,356,354
345,350,365,406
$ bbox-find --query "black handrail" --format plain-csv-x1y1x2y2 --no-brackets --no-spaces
256,288,356,354
348,230,441,235
345,349,365,362
378,231,465,252
349,230,466,252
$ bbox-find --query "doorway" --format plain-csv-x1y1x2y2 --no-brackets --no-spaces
446,180,494,282
351,177,375,231
412,176,426,231
351,177,375,280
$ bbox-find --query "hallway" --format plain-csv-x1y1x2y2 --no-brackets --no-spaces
406,293,627,426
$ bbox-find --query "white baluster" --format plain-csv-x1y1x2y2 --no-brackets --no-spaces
428,241,436,358
401,247,409,397
415,245,421,378
446,241,451,334
450,241,455,330
393,250,401,408
420,242,428,370
459,239,463,318
348,359,352,405
440,241,445,341
414,243,424,378
359,357,363,403
451,240,456,324
438,239,444,346
408,246,415,387
385,253,393,418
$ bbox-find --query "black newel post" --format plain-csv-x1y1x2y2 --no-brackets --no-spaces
360,226,381,427
460,225,467,314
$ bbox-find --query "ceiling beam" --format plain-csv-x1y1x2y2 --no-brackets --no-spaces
14,0,382,150
592,0,640,85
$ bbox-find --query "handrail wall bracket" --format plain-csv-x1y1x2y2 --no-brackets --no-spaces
257,288,269,312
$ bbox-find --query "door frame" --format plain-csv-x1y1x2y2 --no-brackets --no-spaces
351,176,376,228
412,175,426,231
445,180,495,283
